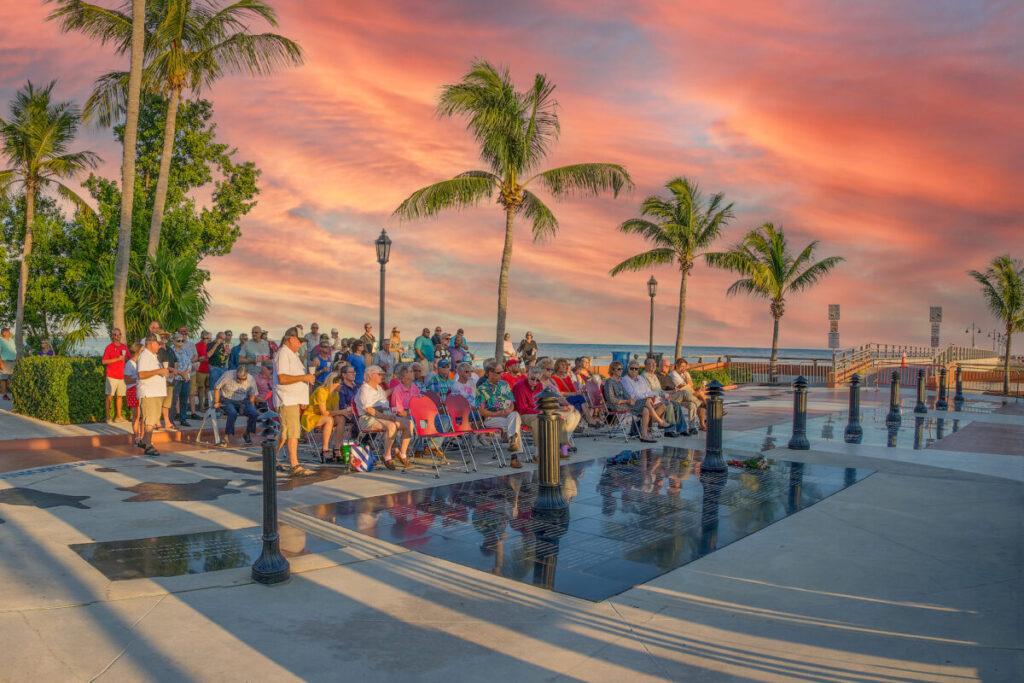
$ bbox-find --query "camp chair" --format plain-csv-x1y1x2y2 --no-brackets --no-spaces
446,394,502,471
589,383,632,443
409,396,468,477
349,399,386,459
196,389,222,446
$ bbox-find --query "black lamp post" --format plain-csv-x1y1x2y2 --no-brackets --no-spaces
375,229,392,343
965,323,980,348
647,276,658,356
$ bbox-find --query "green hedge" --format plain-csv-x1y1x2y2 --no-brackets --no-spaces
691,369,733,386
10,356,125,424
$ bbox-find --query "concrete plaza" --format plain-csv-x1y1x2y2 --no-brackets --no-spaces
0,386,1021,682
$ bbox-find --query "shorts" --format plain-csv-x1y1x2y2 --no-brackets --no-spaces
0,360,14,380
191,372,209,397
105,377,126,396
162,390,174,409
358,414,384,432
278,404,302,441
126,385,138,408
140,396,163,427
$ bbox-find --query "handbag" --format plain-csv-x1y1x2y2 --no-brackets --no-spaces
349,443,376,472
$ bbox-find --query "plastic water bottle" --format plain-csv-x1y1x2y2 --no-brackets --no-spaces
341,440,351,464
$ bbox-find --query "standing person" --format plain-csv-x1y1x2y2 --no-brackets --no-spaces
157,332,177,431
192,331,212,414
475,359,523,467
239,326,270,366
346,340,368,385
304,323,321,351
372,339,395,379
136,334,170,457
263,330,279,356
389,327,402,362
330,328,342,353
124,342,142,447
207,332,228,389
502,332,517,360
413,328,434,371
308,340,334,384
37,339,55,356
433,333,452,366
213,365,259,446
0,328,17,400
431,326,443,346
101,328,129,423
274,327,316,477
517,332,538,364
228,332,246,369
223,330,233,352
360,323,376,355
170,334,195,427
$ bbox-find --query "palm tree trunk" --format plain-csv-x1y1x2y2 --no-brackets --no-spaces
14,189,35,359
112,0,146,335
146,86,182,261
494,207,515,361
674,267,688,359
1004,322,1013,396
769,312,781,383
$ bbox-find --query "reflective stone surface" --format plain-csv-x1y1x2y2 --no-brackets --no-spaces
295,448,872,601
116,479,241,502
71,524,340,580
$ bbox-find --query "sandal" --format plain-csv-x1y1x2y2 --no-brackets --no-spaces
143,445,161,456
639,437,658,443
382,458,397,471
396,453,410,468
288,465,315,478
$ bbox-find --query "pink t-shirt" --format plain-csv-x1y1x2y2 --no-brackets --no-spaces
389,382,421,413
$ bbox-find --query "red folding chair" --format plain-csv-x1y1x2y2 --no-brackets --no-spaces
446,394,504,470
408,396,468,477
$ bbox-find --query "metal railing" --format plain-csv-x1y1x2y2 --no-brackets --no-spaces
723,358,833,386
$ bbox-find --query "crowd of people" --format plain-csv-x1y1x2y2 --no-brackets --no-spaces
7,320,713,476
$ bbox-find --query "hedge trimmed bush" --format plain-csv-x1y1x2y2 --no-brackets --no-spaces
691,369,732,386
10,356,124,424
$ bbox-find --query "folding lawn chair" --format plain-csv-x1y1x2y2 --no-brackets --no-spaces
409,396,469,477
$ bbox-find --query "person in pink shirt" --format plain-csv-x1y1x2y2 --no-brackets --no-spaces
389,364,421,417
101,328,129,423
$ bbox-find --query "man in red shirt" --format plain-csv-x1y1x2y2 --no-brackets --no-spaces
512,366,575,458
191,330,211,413
101,328,129,423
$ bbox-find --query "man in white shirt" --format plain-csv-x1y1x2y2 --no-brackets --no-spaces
136,334,170,456
274,327,315,476
356,365,410,469
450,363,478,404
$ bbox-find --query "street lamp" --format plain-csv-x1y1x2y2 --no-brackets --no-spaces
647,275,658,356
965,323,981,348
375,229,392,344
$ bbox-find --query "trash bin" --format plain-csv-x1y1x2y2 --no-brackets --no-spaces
611,351,632,368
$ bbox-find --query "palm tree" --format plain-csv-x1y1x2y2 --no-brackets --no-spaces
706,223,843,382
610,177,734,359
50,0,303,259
393,60,633,360
968,255,1024,395
0,81,99,359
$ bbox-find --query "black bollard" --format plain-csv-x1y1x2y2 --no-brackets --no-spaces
953,365,965,411
788,376,810,450
844,374,863,444
885,370,901,427
698,467,726,556
702,381,726,470
936,417,945,440
252,437,290,585
935,367,948,410
844,467,856,488
532,389,568,513
886,425,899,448
914,369,927,414
786,462,804,513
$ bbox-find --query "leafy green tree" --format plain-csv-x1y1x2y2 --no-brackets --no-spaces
0,81,99,358
610,177,734,358
707,223,843,382
968,255,1024,395
393,60,633,360
83,95,259,260
51,0,302,259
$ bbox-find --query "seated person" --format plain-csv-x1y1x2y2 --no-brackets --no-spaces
301,371,350,462
502,358,524,387
640,357,685,437
513,366,578,455
536,358,582,441
603,361,664,443
551,357,599,427
355,365,411,469
425,359,454,398
412,361,428,393
668,358,708,430
213,365,259,445
475,359,523,467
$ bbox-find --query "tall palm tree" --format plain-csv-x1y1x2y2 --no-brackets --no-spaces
50,0,303,259
610,177,734,358
707,223,843,382
0,81,99,359
968,255,1024,395
393,60,633,360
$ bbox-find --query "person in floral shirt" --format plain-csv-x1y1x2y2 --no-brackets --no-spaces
475,359,523,467
425,359,454,398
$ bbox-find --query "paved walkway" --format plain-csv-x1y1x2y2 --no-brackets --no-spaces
0,387,1021,681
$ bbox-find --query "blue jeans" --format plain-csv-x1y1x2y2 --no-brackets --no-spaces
224,400,258,435
173,380,191,422
209,367,226,390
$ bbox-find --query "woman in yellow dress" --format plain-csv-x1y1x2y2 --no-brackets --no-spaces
301,371,346,461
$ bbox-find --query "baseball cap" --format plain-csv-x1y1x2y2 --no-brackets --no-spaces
320,333,330,341
331,328,338,334
437,359,451,368
505,359,520,369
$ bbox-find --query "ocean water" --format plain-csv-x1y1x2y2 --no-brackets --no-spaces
72,336,829,362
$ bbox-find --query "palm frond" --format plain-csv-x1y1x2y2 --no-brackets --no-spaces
609,248,676,276
83,70,131,126
616,218,672,246
968,256,1024,331
392,174,496,221
521,72,559,172
46,0,134,53
53,181,96,215
520,189,558,241
529,162,632,199
190,32,303,89
788,255,844,293
725,277,770,299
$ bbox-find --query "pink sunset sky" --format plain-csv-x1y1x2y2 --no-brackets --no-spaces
2,1,1021,350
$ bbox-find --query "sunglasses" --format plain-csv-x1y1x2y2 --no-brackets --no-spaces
627,367,639,371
